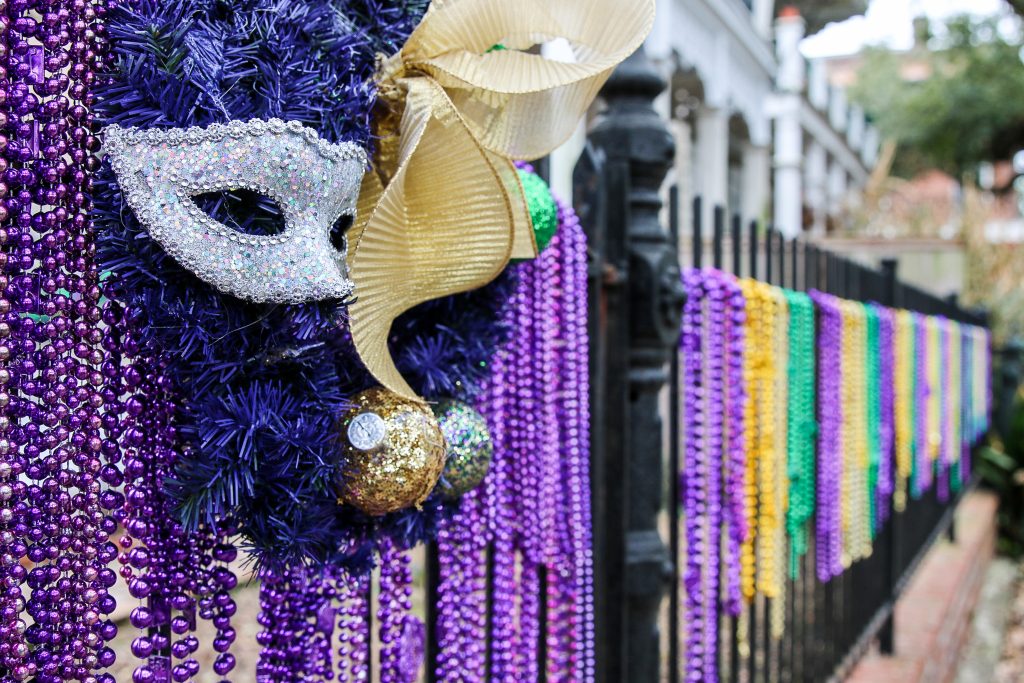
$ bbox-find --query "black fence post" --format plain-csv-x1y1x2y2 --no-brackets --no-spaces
585,46,680,683
879,258,899,656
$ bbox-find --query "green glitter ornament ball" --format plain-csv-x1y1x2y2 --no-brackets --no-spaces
518,168,559,254
433,400,494,501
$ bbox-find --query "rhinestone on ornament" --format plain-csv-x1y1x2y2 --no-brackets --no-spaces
104,119,367,303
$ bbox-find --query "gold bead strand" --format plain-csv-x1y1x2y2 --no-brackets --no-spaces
739,279,760,604
839,300,854,569
853,303,871,561
893,311,914,512
755,282,778,600
927,316,942,464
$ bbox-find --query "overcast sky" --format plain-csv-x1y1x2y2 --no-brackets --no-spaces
801,0,1011,58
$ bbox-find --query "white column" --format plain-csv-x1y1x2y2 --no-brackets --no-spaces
829,86,849,134
752,0,776,39
828,160,849,220
741,142,770,228
862,126,881,168
805,142,828,236
672,118,694,250
774,97,803,238
773,9,806,238
695,105,729,230
543,38,585,202
848,104,866,151
808,59,830,111
776,8,806,94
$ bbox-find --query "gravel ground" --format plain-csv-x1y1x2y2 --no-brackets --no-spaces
995,563,1024,683
107,582,265,681
105,546,431,680
956,558,1019,683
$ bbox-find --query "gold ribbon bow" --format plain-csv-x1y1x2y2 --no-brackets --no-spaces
348,0,655,400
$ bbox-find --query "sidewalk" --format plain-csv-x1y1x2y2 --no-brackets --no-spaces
847,491,999,683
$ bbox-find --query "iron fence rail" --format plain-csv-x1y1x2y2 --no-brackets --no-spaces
409,48,987,683
575,48,989,683
665,194,983,683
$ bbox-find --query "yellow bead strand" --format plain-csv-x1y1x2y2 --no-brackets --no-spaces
739,279,761,603
950,321,962,465
852,304,872,561
893,311,914,512
754,283,777,600
927,316,942,462
839,301,871,566
739,279,785,605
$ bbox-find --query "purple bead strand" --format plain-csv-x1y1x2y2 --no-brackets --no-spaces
680,268,707,680
723,274,747,617
377,538,415,683
875,306,895,525
438,200,596,683
913,313,930,496
2,1,125,680
811,291,843,582
334,571,370,683
937,318,951,503
559,205,595,682
436,489,487,681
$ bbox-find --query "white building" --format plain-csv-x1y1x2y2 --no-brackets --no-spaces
637,0,882,239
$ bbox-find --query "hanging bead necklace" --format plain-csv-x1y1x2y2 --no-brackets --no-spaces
937,318,952,502
865,305,882,535
811,291,843,581
680,267,744,681
917,313,933,497
722,274,748,619
893,310,914,511
784,291,815,578
739,279,760,602
702,269,726,682
1,2,136,680
949,321,963,492
926,317,943,480
874,304,896,527
753,282,779,602
769,286,789,640
738,278,780,603
839,301,856,567
681,268,709,681
434,197,596,683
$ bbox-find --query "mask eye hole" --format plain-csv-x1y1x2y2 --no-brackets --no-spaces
193,188,286,237
330,214,354,252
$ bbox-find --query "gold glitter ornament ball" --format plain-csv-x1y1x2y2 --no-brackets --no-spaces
337,388,446,516
433,400,494,501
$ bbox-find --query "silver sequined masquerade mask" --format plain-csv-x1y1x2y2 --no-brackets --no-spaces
105,119,366,303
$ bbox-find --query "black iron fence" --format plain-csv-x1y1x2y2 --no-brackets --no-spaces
576,48,990,683
387,47,988,683
663,196,982,683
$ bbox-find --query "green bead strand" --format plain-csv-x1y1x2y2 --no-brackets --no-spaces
865,304,881,537
784,290,816,579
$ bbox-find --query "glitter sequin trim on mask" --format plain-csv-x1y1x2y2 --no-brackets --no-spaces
105,118,366,303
